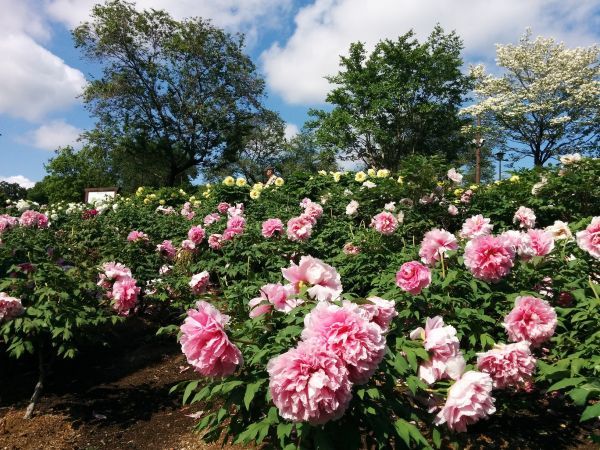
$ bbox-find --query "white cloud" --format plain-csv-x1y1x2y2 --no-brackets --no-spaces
44,0,293,41
261,0,600,104
0,33,86,121
284,123,299,140
25,120,83,151
0,175,36,189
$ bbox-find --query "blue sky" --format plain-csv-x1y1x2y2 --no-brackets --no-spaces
1,0,599,187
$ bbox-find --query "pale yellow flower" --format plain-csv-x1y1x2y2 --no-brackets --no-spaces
249,189,260,199
275,177,285,186
223,176,235,186
454,188,464,196
332,172,341,182
252,182,264,191
193,200,201,207
367,168,376,177
376,169,390,178
236,177,247,187
318,170,327,176
159,199,166,205
143,198,150,205
355,171,367,182
509,175,520,183
469,184,479,191
189,196,196,202
397,176,404,184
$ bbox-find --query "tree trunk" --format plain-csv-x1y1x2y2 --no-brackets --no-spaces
24,351,45,419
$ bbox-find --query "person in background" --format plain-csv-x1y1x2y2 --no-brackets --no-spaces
265,167,277,186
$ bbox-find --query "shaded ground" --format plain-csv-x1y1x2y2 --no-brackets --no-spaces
0,319,597,449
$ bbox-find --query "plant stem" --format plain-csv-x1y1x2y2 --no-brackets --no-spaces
24,350,45,419
440,253,446,279
233,338,256,345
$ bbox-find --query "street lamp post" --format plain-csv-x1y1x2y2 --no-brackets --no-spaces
472,116,485,184
495,151,505,181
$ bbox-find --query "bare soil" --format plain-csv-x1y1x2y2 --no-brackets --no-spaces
0,319,597,449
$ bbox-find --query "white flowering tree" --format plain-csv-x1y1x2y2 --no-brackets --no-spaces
461,30,600,166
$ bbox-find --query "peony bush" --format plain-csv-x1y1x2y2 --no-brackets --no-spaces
0,154,599,444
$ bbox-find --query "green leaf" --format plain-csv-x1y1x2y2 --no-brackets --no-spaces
244,380,265,410
547,377,585,392
183,380,198,404
580,402,600,422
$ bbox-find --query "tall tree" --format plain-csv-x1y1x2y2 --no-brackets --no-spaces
462,30,600,166
74,0,266,185
308,26,472,170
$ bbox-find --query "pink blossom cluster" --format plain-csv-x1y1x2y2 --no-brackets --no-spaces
286,199,323,241
460,215,493,239
410,316,465,384
282,256,342,302
127,230,149,243
0,292,25,322
249,283,300,317
395,261,431,295
156,240,176,260
513,206,536,229
180,202,195,220
370,211,398,235
419,228,458,265
434,371,496,432
98,262,139,315
203,213,221,227
576,216,600,259
227,203,244,217
477,342,536,389
464,235,515,282
460,189,473,204
19,210,48,229
217,202,230,214
208,233,224,250
189,271,210,295
180,301,243,377
342,242,360,255
0,214,18,234
503,296,557,347
261,218,284,238
268,298,395,424
223,215,246,240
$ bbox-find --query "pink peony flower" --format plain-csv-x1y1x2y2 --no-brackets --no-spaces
180,301,243,377
0,292,25,322
208,233,224,250
361,297,397,332
187,225,206,244
268,340,352,424
180,202,195,220
227,203,244,217
19,210,48,228
0,215,18,234
464,235,515,283
396,261,431,295
112,277,140,315
249,283,301,317
498,230,535,260
127,230,149,242
503,296,557,347
156,240,176,260
217,202,231,214
448,204,459,216
370,211,398,235
225,215,246,237
180,239,196,251
460,189,473,204
282,256,342,302
410,316,465,384
301,301,386,384
434,371,496,432
262,218,284,238
460,215,493,239
189,271,210,294
342,243,360,255
513,206,536,229
527,229,555,257
286,215,313,241
447,168,463,183
477,341,536,389
419,228,458,265
301,199,324,223
203,213,221,227
576,216,600,258
100,262,132,282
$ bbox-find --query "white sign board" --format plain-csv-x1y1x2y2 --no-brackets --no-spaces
85,188,118,204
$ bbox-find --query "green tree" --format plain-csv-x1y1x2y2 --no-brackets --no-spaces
308,26,472,171
31,146,116,203
278,129,338,176
74,0,267,186
462,30,600,166
0,181,27,204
